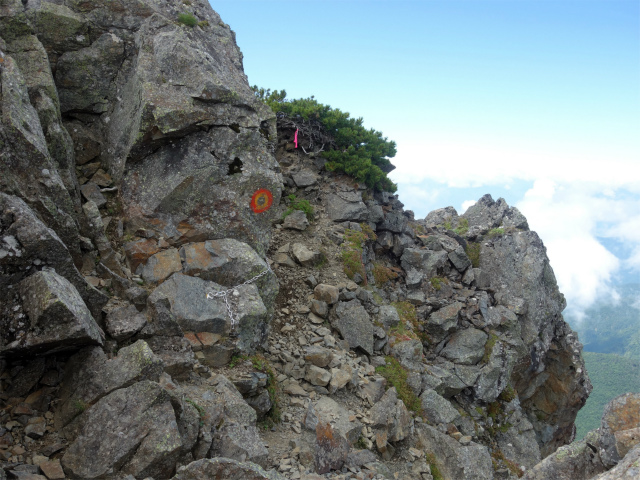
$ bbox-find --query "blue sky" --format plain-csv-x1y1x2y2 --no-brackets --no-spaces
209,0,640,322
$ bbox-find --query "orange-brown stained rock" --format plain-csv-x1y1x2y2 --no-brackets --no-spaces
315,422,349,474
196,332,221,347
40,459,65,480
180,242,224,275
139,248,182,284
124,238,159,272
602,394,640,434
602,393,640,459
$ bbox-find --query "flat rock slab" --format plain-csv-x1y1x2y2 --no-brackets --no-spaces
420,389,461,425
105,302,147,341
138,248,182,284
62,381,183,479
5,270,103,356
325,193,368,222
334,299,374,355
426,302,463,343
440,327,488,365
283,210,310,231
170,458,285,480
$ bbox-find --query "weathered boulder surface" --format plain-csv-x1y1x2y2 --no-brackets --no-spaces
304,396,363,445
148,273,268,353
61,381,188,479
522,382,640,480
1,270,103,356
415,424,494,480
0,194,107,320
170,458,285,480
333,299,374,355
55,340,164,430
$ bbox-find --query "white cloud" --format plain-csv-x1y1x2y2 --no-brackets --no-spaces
516,180,638,320
391,133,640,191
461,200,476,213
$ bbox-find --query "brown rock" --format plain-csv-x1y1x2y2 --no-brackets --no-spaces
40,459,65,480
91,169,112,187
315,422,349,474
138,248,182,284
314,284,339,304
123,239,160,273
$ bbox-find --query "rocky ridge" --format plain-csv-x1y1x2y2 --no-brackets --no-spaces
1,1,639,479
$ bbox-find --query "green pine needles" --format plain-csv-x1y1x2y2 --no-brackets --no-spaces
253,87,398,192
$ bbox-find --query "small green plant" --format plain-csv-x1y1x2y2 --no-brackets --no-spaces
486,228,505,238
375,356,422,415
499,384,517,403
250,355,281,426
356,435,368,449
341,227,375,284
177,13,197,26
198,20,209,27
429,276,447,291
228,354,247,368
392,301,429,343
491,450,523,477
372,262,398,286
465,242,481,268
426,452,445,480
185,398,207,426
454,218,469,236
282,194,314,221
252,86,397,192
483,333,499,363
72,398,90,413
443,220,453,230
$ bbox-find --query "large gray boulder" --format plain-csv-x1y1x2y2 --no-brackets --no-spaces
440,327,488,365
334,299,374,355
325,191,368,221
61,381,188,479
0,49,81,261
304,396,363,445
479,227,590,454
179,238,278,319
0,194,107,320
148,273,268,353
415,423,494,480
2,270,103,356
55,341,164,430
170,458,285,480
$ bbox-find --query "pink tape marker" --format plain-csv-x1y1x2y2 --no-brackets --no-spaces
294,128,298,148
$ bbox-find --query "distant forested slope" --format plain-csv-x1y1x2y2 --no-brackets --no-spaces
574,352,640,439
572,284,640,359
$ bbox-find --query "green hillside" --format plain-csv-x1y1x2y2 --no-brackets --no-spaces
572,284,640,360
574,352,640,439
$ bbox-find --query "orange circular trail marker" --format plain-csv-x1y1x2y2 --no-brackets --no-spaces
250,188,273,213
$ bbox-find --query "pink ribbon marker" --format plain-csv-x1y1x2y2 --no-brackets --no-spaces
294,128,299,148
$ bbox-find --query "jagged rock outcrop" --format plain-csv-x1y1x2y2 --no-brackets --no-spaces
0,1,625,479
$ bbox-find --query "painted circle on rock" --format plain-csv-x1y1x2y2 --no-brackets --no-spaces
250,188,273,213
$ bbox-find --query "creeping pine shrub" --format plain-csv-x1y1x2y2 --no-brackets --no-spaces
252,86,397,192
282,194,314,221
177,13,197,26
